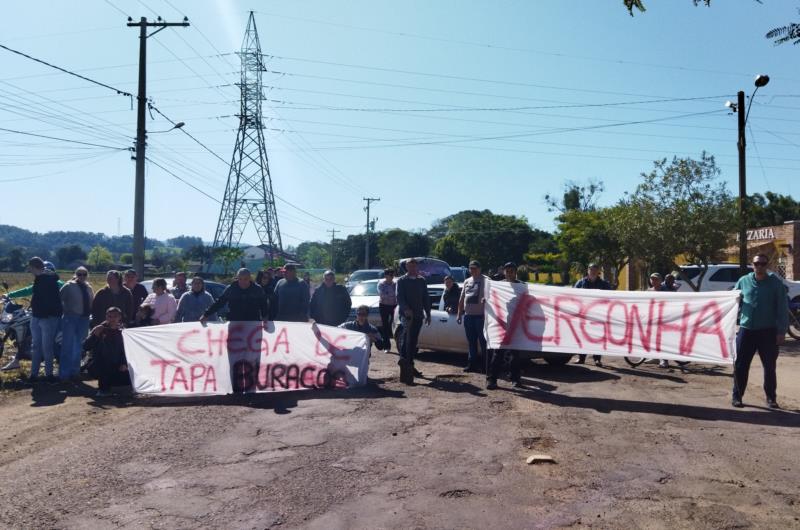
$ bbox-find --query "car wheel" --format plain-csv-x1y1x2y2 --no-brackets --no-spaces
543,354,571,366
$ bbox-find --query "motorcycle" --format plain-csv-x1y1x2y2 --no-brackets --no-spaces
0,282,62,371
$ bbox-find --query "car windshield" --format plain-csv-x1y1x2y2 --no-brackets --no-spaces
678,268,702,280
449,268,466,282
399,258,452,284
350,282,379,296
349,270,382,283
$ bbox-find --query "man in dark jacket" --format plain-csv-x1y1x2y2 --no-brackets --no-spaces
201,268,268,323
92,270,134,326
123,269,149,315
27,256,63,383
310,270,351,326
396,258,431,384
274,263,310,322
83,306,129,397
574,263,612,367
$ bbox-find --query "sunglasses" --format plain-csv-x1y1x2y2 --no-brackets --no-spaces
753,262,768,267
76,273,88,277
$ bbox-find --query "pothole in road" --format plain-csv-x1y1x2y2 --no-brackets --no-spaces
439,489,474,498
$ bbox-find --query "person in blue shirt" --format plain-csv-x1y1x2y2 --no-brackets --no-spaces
731,253,789,409
573,263,612,367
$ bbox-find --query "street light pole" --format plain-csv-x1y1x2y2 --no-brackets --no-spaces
737,90,747,277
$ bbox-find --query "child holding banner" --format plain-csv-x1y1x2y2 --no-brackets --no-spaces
83,307,130,397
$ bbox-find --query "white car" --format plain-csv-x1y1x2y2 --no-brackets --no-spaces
676,264,800,301
391,299,573,366
346,279,383,330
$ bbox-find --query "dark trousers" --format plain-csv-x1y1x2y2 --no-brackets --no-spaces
399,314,424,365
578,354,601,363
463,315,486,366
733,327,779,401
488,349,522,383
97,363,131,392
379,304,396,350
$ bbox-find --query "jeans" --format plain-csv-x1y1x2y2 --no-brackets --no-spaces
60,315,89,380
30,316,59,378
379,304,396,350
463,315,486,366
399,313,424,365
733,327,779,401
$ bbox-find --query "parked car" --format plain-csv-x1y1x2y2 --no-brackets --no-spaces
391,305,572,366
346,279,383,329
397,257,451,285
674,264,800,301
449,266,468,283
344,269,384,292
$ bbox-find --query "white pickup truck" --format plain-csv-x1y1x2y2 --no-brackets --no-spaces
675,264,800,302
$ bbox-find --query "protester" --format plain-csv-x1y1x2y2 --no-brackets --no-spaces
171,271,189,301
574,263,612,367
457,260,488,373
491,266,506,281
176,276,216,323
83,306,130,397
441,275,461,314
338,304,386,354
123,269,148,313
255,269,277,319
377,268,397,352
487,262,525,390
58,266,94,381
662,274,678,292
396,258,431,384
273,263,310,322
309,270,351,326
201,268,268,323
1,261,64,372
141,278,178,325
648,272,663,292
91,270,133,326
25,257,63,383
132,305,154,327
731,254,789,409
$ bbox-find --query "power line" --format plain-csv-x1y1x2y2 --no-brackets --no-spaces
0,43,133,100
0,125,128,150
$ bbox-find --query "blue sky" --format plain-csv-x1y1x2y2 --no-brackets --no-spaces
1,0,798,248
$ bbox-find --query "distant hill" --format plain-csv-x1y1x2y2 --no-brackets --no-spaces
0,224,204,255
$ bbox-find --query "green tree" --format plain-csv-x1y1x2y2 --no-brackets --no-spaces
745,192,800,228
0,247,26,272
296,242,330,269
611,153,736,291
87,245,114,270
555,208,628,286
55,244,87,267
429,210,536,269
119,253,133,265
214,247,245,276
377,229,430,266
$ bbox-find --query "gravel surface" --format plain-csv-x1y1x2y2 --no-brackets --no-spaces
1,342,799,529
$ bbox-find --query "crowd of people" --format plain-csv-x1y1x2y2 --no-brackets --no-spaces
2,252,790,408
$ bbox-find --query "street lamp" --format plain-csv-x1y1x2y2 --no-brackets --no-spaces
726,74,770,276
148,121,185,134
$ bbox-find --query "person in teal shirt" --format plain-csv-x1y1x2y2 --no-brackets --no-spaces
731,253,789,409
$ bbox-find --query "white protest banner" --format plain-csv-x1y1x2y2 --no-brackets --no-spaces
122,321,370,396
484,281,739,364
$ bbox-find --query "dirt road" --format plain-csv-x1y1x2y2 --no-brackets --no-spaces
1,342,799,529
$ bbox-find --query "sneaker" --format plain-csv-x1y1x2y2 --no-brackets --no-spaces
412,368,423,378
575,358,585,365
512,380,524,389
463,364,475,373
95,390,111,398
658,360,669,369
767,399,780,409
731,397,744,408
486,379,498,390
594,359,603,367
0,358,20,371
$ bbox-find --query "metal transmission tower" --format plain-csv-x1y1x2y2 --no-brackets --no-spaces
211,12,282,260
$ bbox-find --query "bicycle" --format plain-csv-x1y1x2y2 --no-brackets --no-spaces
624,356,690,368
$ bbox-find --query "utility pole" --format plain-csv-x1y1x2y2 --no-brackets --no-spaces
127,16,189,278
736,90,748,277
363,197,380,269
328,228,338,271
